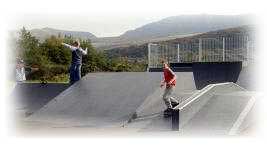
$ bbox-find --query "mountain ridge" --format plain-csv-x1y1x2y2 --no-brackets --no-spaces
120,14,251,39
23,14,252,49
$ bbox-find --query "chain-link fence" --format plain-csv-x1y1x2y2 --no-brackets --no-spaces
148,35,253,69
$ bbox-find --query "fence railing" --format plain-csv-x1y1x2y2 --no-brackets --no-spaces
148,35,253,69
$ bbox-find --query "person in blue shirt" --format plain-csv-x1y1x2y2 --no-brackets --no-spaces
62,40,88,84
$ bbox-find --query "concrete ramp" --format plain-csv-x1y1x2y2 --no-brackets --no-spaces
172,83,257,135
237,66,257,90
125,83,257,135
123,88,197,131
28,72,195,127
11,83,69,115
180,92,255,135
24,72,256,135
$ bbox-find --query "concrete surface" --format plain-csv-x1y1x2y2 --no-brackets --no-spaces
11,83,69,114
27,72,195,127
14,71,257,136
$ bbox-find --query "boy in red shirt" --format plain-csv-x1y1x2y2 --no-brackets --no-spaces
160,61,179,116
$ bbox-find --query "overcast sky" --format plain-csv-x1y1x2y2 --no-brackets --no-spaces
7,14,171,37
8,13,246,37
4,0,254,37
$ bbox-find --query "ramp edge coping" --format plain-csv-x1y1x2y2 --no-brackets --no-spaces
174,82,231,110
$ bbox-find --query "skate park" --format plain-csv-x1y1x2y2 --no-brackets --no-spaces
10,63,260,135
10,35,259,136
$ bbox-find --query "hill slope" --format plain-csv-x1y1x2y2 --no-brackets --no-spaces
25,15,251,49
120,15,250,40
105,25,254,60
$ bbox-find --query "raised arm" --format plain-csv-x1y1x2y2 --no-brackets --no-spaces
78,47,88,55
24,66,39,76
62,43,77,51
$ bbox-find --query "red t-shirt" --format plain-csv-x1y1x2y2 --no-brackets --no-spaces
163,67,176,86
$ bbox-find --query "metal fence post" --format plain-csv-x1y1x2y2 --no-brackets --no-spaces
199,38,202,62
147,43,151,71
223,37,225,62
246,36,250,65
177,44,180,63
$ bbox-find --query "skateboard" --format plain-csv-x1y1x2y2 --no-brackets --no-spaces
124,102,180,126
163,102,179,118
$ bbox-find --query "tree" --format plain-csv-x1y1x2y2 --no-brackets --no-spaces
80,39,109,76
40,35,71,65
16,27,48,67
18,27,39,56
13,27,146,82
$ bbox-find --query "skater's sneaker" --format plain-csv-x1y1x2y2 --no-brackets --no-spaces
164,108,173,118
171,102,179,108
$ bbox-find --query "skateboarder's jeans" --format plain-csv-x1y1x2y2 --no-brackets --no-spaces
69,64,81,85
162,86,179,108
